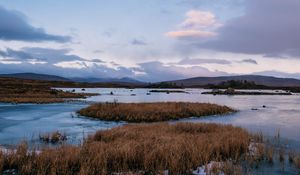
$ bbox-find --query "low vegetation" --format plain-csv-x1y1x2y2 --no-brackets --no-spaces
149,89,186,93
78,102,234,122
203,80,300,93
202,89,292,95
39,131,67,144
205,80,268,90
0,123,252,174
145,82,182,89
295,155,300,170
0,77,97,103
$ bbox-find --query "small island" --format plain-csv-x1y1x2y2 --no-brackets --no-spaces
202,88,292,95
149,89,187,93
78,102,234,122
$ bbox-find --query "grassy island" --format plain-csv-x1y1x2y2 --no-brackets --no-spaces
78,102,234,122
0,123,252,174
202,89,292,96
149,89,186,93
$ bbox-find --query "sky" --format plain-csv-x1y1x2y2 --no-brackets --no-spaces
0,0,300,82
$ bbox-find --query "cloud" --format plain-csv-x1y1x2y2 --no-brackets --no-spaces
131,39,147,46
0,47,85,63
0,6,70,42
137,61,229,82
166,30,216,39
93,50,103,53
178,0,244,8
0,61,137,79
0,48,33,60
196,0,300,58
166,10,220,40
89,59,104,63
0,48,230,82
181,10,218,29
178,58,231,65
240,59,257,65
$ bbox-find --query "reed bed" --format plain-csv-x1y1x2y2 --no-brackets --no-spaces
78,102,234,122
295,155,300,170
0,77,99,103
0,123,250,174
39,131,67,144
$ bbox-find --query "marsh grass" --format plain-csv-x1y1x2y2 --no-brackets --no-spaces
0,123,251,174
266,146,274,164
295,155,300,170
78,102,234,122
221,161,243,175
279,147,285,163
0,77,96,103
39,131,67,144
288,150,295,164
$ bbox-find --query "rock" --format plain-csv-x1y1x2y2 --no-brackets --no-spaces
225,88,235,94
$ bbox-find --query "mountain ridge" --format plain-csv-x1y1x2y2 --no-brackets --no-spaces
0,73,144,84
0,73,71,82
165,75,300,87
1,73,300,87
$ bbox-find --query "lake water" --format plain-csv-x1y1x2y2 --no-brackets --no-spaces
0,88,299,150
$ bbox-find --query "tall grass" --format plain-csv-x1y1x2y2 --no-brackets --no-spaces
0,123,250,174
295,155,300,170
0,77,97,103
39,131,67,144
78,102,235,122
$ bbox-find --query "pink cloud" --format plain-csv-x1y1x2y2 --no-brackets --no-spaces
181,10,218,29
166,10,220,40
166,30,216,39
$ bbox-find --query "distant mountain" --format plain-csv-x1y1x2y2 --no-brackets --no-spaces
70,77,144,84
254,70,300,80
0,73,71,82
0,72,144,85
166,75,300,87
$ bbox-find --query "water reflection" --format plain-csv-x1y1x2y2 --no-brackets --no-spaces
0,88,299,149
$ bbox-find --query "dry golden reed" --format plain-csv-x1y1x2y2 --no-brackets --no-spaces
78,102,234,122
0,123,250,174
0,77,96,103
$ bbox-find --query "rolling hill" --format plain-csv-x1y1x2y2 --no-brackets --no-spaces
166,75,300,87
0,73,144,85
70,77,144,84
0,73,71,82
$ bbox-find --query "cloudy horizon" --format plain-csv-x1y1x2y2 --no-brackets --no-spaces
1,0,300,82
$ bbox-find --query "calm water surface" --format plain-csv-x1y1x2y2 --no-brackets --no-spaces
0,88,299,149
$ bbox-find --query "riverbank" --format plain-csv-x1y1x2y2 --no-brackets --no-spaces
78,102,234,122
0,77,97,103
